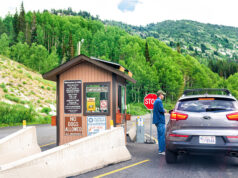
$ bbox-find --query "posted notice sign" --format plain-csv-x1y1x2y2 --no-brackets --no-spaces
100,100,108,111
87,116,106,136
65,116,82,136
64,80,82,114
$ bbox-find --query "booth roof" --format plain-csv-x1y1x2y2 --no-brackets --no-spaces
42,54,136,83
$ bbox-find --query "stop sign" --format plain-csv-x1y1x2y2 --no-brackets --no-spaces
144,93,157,110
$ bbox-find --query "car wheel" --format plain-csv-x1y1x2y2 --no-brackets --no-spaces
165,149,177,164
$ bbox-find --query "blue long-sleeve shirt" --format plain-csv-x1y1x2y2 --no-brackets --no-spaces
153,98,165,124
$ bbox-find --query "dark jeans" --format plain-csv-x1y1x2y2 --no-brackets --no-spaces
156,123,166,152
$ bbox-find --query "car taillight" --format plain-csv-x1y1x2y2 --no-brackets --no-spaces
227,136,238,138
226,112,238,121
169,134,189,138
170,112,188,121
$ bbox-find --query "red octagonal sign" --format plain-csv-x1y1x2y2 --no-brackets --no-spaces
144,93,157,110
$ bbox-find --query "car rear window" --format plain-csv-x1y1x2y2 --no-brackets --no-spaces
176,98,238,112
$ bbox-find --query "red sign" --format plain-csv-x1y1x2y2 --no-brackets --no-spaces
144,93,157,110
100,100,108,111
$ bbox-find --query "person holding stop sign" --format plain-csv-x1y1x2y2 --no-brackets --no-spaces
153,90,167,155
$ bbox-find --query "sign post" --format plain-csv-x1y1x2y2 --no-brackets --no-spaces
144,93,157,144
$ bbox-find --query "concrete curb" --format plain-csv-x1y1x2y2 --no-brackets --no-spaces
0,127,131,178
0,126,41,165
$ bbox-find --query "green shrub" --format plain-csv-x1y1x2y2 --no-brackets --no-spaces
13,74,18,78
163,101,176,111
23,81,27,85
41,107,52,114
5,94,20,103
18,69,23,73
3,88,8,93
0,102,36,124
47,86,51,90
25,73,32,79
126,103,149,115
41,86,44,89
0,83,6,89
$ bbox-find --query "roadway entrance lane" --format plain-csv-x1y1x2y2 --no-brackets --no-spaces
73,139,238,178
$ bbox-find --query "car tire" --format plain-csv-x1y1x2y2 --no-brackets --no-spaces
165,149,177,164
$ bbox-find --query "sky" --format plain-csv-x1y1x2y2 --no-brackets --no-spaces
1,0,238,27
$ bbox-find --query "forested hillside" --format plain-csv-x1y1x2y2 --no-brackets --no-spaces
0,5,238,105
105,20,238,78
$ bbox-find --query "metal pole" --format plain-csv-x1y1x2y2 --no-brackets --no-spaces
150,110,152,142
145,109,155,144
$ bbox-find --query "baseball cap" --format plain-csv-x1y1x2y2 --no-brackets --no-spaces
157,90,166,96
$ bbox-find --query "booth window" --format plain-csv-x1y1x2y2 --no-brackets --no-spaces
118,85,126,114
83,82,110,115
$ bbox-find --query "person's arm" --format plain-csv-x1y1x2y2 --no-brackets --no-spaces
158,100,165,114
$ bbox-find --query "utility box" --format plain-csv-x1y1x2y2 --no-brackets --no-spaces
43,55,136,145
136,117,144,143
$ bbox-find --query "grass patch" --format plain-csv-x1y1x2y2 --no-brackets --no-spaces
23,81,27,85
127,103,149,115
0,102,51,127
4,94,28,104
0,102,36,124
5,94,20,103
44,99,53,104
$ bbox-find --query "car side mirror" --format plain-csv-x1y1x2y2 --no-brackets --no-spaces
169,110,173,114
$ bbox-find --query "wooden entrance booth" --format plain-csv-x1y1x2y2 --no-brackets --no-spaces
43,55,136,145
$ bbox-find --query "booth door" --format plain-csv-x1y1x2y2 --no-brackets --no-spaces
117,85,126,125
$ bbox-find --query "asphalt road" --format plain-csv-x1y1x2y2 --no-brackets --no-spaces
1,116,238,178
74,114,238,178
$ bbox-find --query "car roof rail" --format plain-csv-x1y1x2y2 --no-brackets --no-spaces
183,88,231,96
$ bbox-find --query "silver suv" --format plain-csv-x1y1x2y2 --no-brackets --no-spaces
166,89,238,164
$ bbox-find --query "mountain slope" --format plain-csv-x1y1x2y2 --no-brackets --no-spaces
104,20,238,63
0,55,56,117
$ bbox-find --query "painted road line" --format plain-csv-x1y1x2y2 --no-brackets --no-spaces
40,142,56,148
144,133,158,144
94,159,150,178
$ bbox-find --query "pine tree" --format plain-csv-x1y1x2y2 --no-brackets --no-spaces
19,2,26,36
176,42,181,53
31,12,37,43
145,41,151,64
13,9,19,42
